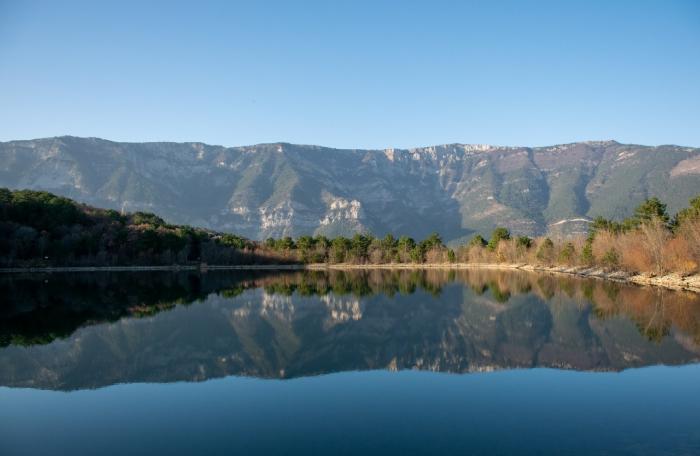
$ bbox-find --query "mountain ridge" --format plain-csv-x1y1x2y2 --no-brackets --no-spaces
12,135,699,149
2,136,699,242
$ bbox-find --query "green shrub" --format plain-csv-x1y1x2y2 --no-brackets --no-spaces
516,236,532,249
487,227,510,251
558,242,575,263
536,238,554,262
581,241,594,265
602,248,620,269
468,234,487,248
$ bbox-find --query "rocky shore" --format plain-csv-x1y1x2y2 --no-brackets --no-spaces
308,263,700,293
2,262,699,293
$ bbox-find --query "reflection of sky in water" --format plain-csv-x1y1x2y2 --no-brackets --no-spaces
2,367,700,455
2,270,700,454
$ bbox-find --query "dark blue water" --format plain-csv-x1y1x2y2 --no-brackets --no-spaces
3,368,700,455
1,269,699,455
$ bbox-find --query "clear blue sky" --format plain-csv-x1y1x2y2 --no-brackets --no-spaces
1,0,699,149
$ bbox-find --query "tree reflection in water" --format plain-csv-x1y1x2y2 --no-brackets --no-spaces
1,269,699,389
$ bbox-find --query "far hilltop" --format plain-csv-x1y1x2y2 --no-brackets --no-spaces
1,136,698,243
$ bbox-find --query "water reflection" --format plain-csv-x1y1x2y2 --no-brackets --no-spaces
1,269,699,389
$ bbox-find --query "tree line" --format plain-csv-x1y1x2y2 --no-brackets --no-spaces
1,187,699,275
459,196,700,275
262,231,453,264
0,188,289,267
260,195,700,275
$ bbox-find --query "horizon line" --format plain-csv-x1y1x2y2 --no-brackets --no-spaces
1,135,699,151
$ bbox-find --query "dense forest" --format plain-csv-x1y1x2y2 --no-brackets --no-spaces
0,188,290,267
1,188,699,276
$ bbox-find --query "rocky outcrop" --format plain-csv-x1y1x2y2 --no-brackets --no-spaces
1,136,699,241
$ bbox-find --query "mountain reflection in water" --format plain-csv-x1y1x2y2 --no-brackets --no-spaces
1,269,699,390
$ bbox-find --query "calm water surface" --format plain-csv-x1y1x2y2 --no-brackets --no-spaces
1,269,700,455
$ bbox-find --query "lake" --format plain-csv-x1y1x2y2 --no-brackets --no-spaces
1,269,700,455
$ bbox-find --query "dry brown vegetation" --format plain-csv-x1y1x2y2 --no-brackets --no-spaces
458,214,700,276
257,197,700,278
452,197,700,277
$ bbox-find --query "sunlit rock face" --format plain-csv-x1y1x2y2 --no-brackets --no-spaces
2,137,700,240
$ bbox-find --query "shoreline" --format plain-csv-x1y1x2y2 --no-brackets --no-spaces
2,263,699,293
308,263,700,293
